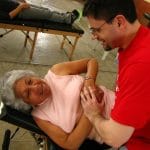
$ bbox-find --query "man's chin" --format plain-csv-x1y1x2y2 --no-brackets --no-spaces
103,45,112,51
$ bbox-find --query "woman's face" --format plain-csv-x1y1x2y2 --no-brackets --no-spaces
14,76,51,105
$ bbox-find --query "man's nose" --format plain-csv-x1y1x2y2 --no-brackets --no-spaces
92,33,103,42
91,33,100,40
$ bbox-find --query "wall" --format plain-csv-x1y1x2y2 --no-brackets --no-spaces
133,0,150,26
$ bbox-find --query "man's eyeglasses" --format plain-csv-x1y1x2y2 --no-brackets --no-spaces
89,17,114,34
89,21,107,34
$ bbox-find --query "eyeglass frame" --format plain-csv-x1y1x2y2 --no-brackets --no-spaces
89,17,114,34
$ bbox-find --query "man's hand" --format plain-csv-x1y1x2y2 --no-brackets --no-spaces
81,86,104,122
19,2,30,9
9,1,30,19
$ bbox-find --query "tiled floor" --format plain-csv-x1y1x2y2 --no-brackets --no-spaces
0,0,117,149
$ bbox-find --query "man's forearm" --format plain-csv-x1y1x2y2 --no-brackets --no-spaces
91,114,118,147
91,114,108,137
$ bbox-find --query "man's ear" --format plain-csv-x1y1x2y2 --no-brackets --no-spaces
114,15,126,28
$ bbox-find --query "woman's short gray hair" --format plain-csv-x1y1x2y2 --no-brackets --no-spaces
0,70,36,113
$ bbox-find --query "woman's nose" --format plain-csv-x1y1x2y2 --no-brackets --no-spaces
29,84,38,92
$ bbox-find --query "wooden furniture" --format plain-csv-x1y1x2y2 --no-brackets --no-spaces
133,0,150,26
0,19,84,60
144,12,150,27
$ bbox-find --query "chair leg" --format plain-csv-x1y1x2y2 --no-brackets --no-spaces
60,35,66,50
101,51,109,60
60,35,79,60
0,29,14,37
24,31,30,47
2,129,11,150
68,36,79,61
29,32,38,60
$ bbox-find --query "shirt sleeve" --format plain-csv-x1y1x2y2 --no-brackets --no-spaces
32,107,49,121
111,63,150,129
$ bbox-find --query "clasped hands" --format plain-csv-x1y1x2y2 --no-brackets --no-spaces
81,84,105,122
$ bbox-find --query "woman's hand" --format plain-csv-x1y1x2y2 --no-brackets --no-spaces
83,78,95,89
81,86,105,122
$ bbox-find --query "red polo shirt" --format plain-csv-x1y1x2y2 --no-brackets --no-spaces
111,25,150,150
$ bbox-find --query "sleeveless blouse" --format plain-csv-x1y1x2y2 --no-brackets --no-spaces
32,70,83,133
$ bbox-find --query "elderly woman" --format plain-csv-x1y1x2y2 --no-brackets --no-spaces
1,58,115,150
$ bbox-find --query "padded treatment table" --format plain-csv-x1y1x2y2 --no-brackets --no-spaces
0,100,64,150
0,19,84,60
0,99,111,150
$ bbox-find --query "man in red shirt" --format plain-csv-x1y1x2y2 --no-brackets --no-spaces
81,0,150,149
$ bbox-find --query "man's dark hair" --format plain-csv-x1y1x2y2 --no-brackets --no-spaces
83,0,137,23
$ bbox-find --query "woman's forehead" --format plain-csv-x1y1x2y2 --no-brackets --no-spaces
16,75,37,82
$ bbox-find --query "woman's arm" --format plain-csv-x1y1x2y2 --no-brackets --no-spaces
9,2,30,19
39,58,98,149
34,114,92,150
51,58,99,81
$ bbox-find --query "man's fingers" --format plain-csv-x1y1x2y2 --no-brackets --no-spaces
81,92,87,102
81,92,91,110
88,86,97,102
100,98,105,107
83,87,92,100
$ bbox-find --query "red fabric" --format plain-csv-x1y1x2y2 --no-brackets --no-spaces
111,26,150,150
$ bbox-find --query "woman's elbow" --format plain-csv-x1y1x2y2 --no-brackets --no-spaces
64,139,81,150
55,137,80,150
60,142,79,150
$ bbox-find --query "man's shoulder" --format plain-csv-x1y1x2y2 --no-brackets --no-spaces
140,25,150,38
